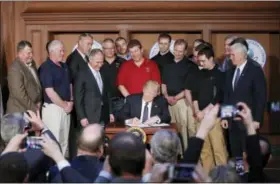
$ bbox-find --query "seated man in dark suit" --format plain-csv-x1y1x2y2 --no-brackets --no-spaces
48,124,104,183
0,110,60,182
117,80,171,124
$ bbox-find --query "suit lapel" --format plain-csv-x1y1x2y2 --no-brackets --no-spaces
17,60,41,91
151,98,159,117
100,72,105,95
75,49,87,63
233,62,249,92
136,95,143,119
228,67,235,93
30,62,42,90
87,66,101,96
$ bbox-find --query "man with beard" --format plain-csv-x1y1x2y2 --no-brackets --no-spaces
115,37,131,60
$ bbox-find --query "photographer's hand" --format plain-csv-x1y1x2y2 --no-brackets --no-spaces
221,119,228,129
26,110,44,131
236,102,256,135
1,133,28,155
148,163,170,183
40,134,65,163
196,104,219,140
143,149,154,176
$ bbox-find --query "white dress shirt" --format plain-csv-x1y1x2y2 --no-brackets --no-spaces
77,49,88,62
25,63,40,86
88,64,103,94
232,60,247,89
140,100,152,123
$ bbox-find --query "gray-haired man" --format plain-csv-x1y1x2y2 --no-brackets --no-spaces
0,110,60,182
219,35,239,72
142,129,181,182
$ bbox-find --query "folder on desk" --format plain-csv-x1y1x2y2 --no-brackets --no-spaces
125,122,170,128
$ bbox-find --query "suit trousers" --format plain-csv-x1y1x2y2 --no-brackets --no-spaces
169,99,196,151
42,103,71,156
228,119,246,158
196,118,228,174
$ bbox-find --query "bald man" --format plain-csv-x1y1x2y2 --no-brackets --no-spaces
48,124,104,183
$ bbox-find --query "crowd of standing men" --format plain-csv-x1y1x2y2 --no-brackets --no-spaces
5,32,267,173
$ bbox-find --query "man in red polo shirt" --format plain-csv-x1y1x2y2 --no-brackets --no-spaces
117,39,161,97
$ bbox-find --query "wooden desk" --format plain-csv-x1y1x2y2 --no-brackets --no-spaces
105,123,177,143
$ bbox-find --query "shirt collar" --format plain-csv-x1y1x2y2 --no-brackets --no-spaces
25,62,32,67
77,49,87,61
133,57,148,67
159,50,170,56
142,99,152,107
88,63,99,75
236,60,247,73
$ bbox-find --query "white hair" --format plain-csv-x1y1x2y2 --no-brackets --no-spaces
48,40,63,53
150,130,181,163
231,43,248,58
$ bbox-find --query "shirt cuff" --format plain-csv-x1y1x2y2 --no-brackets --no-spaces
98,170,112,180
142,173,152,182
57,160,71,171
155,116,161,124
41,127,49,134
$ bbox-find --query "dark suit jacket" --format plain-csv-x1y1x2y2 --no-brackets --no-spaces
23,130,60,182
224,60,267,125
49,155,103,183
74,66,110,123
66,49,88,81
117,94,171,123
7,58,42,113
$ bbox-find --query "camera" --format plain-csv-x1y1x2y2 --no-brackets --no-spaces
219,105,241,119
268,101,280,112
167,163,196,182
22,136,43,149
235,157,245,176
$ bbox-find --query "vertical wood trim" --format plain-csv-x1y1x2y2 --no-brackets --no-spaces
119,28,129,41
202,25,211,42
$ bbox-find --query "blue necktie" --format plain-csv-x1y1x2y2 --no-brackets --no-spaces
233,68,241,90
142,103,149,123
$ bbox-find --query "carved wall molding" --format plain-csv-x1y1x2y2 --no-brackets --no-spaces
22,1,280,13
22,12,280,25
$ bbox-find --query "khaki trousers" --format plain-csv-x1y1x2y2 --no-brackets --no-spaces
42,103,71,156
197,118,228,174
169,99,196,151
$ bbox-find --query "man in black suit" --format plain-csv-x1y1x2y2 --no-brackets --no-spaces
74,49,114,127
48,124,104,183
221,42,267,158
66,33,93,159
117,80,171,124
66,33,93,81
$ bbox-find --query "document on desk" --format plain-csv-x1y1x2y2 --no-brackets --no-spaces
125,122,170,128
